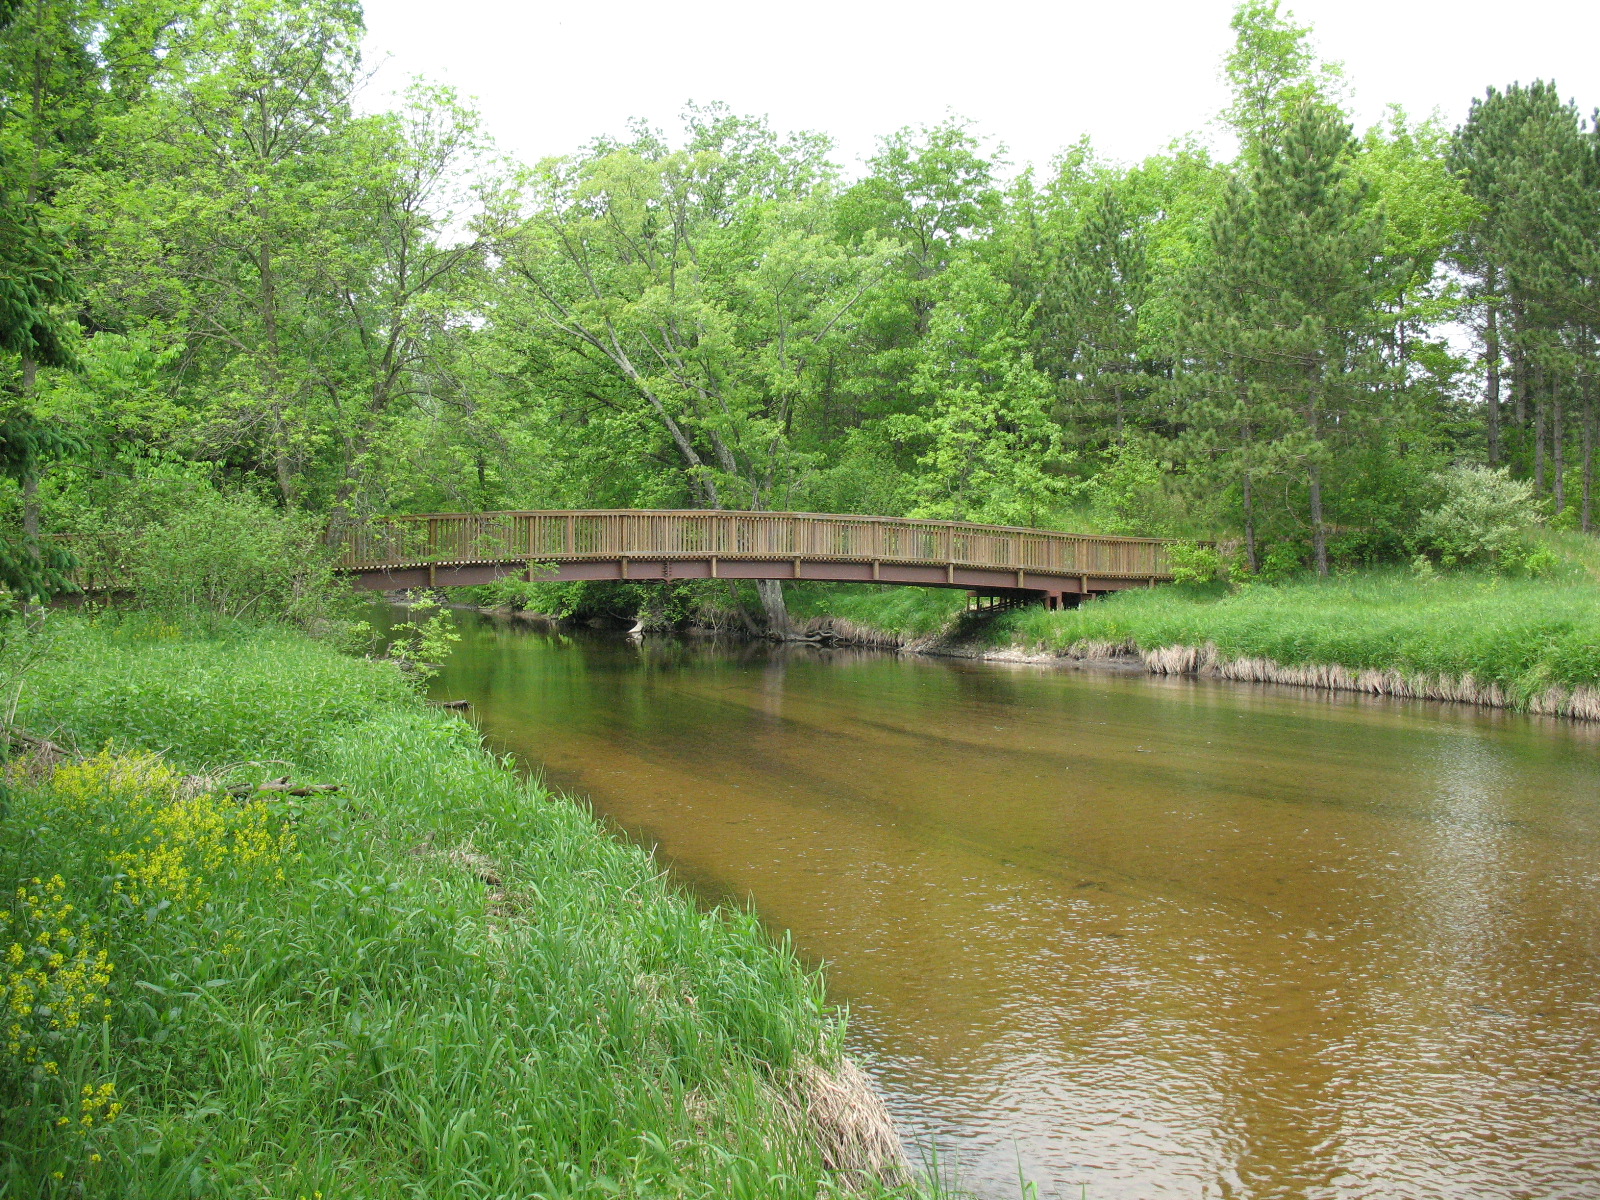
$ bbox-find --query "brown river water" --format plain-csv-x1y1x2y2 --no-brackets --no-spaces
426,612,1600,1200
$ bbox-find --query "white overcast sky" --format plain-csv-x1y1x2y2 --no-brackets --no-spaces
359,0,1598,174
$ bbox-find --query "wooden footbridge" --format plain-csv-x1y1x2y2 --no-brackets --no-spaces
331,510,1182,608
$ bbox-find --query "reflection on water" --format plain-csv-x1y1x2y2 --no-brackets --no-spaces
429,614,1600,1200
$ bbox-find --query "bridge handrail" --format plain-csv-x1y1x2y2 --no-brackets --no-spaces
328,509,1182,580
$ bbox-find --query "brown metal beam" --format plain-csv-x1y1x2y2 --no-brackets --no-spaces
343,556,1162,596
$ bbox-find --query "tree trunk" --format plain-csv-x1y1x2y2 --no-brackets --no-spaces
274,421,297,509
1534,375,1546,497
1553,388,1565,515
1242,471,1258,574
1308,461,1328,577
259,241,297,508
1582,401,1594,534
755,578,789,634
1510,302,1527,426
1484,294,1502,465
20,355,39,541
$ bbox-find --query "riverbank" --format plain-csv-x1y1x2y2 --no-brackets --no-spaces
0,615,914,1197
786,567,1600,721
983,570,1600,720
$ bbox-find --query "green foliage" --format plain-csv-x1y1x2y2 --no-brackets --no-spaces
1,619,892,1197
1413,464,1542,569
899,258,1074,525
68,484,355,627
1223,0,1346,154
0,409,83,603
1166,541,1229,586
1254,540,1307,581
1178,98,1394,573
458,576,763,634
2,0,1597,628
1083,442,1180,535
382,595,462,681
0,193,76,370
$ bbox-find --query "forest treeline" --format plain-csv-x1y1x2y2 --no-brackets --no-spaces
2,0,1598,598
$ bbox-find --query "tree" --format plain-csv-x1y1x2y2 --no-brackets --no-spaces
489,108,899,624
1046,182,1151,447
64,0,366,507
1223,0,1345,157
0,0,94,599
895,258,1071,526
826,121,1001,436
1454,83,1598,521
1179,102,1391,574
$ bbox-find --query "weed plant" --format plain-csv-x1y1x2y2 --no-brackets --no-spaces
992,568,1600,701
1,616,918,1198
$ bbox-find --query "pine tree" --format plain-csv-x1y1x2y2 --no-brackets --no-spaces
1179,102,1389,574
1051,184,1150,447
1454,83,1594,508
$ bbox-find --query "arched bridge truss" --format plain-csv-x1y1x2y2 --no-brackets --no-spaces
331,510,1182,608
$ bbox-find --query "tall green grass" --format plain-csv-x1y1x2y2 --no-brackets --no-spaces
992,569,1600,701
2,617,918,1198
784,584,968,641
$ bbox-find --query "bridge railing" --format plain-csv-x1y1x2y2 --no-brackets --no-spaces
329,510,1177,580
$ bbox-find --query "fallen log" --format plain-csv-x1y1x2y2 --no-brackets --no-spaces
227,776,342,798
4,726,68,758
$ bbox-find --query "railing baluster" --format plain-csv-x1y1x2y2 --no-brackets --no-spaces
320,509,1187,589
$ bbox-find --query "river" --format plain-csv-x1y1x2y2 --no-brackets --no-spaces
427,611,1600,1200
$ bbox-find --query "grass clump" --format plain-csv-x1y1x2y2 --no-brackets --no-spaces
992,568,1600,705
0,615,912,1198
13,615,413,764
784,584,968,641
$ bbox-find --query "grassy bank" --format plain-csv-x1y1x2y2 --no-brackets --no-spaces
987,568,1600,716
783,585,968,645
1,616,911,1198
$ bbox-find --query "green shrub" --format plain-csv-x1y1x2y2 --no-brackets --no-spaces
784,583,968,639
458,577,761,633
383,595,462,682
128,491,349,623
1413,465,1541,570
1084,443,1182,535
1166,541,1228,585
64,481,358,629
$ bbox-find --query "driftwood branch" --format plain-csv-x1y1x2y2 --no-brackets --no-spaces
4,725,69,759
227,775,342,798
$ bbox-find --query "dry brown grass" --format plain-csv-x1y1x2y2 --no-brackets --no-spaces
785,1057,909,1190
1126,640,1600,721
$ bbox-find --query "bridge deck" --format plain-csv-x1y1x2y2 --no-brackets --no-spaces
332,510,1180,604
